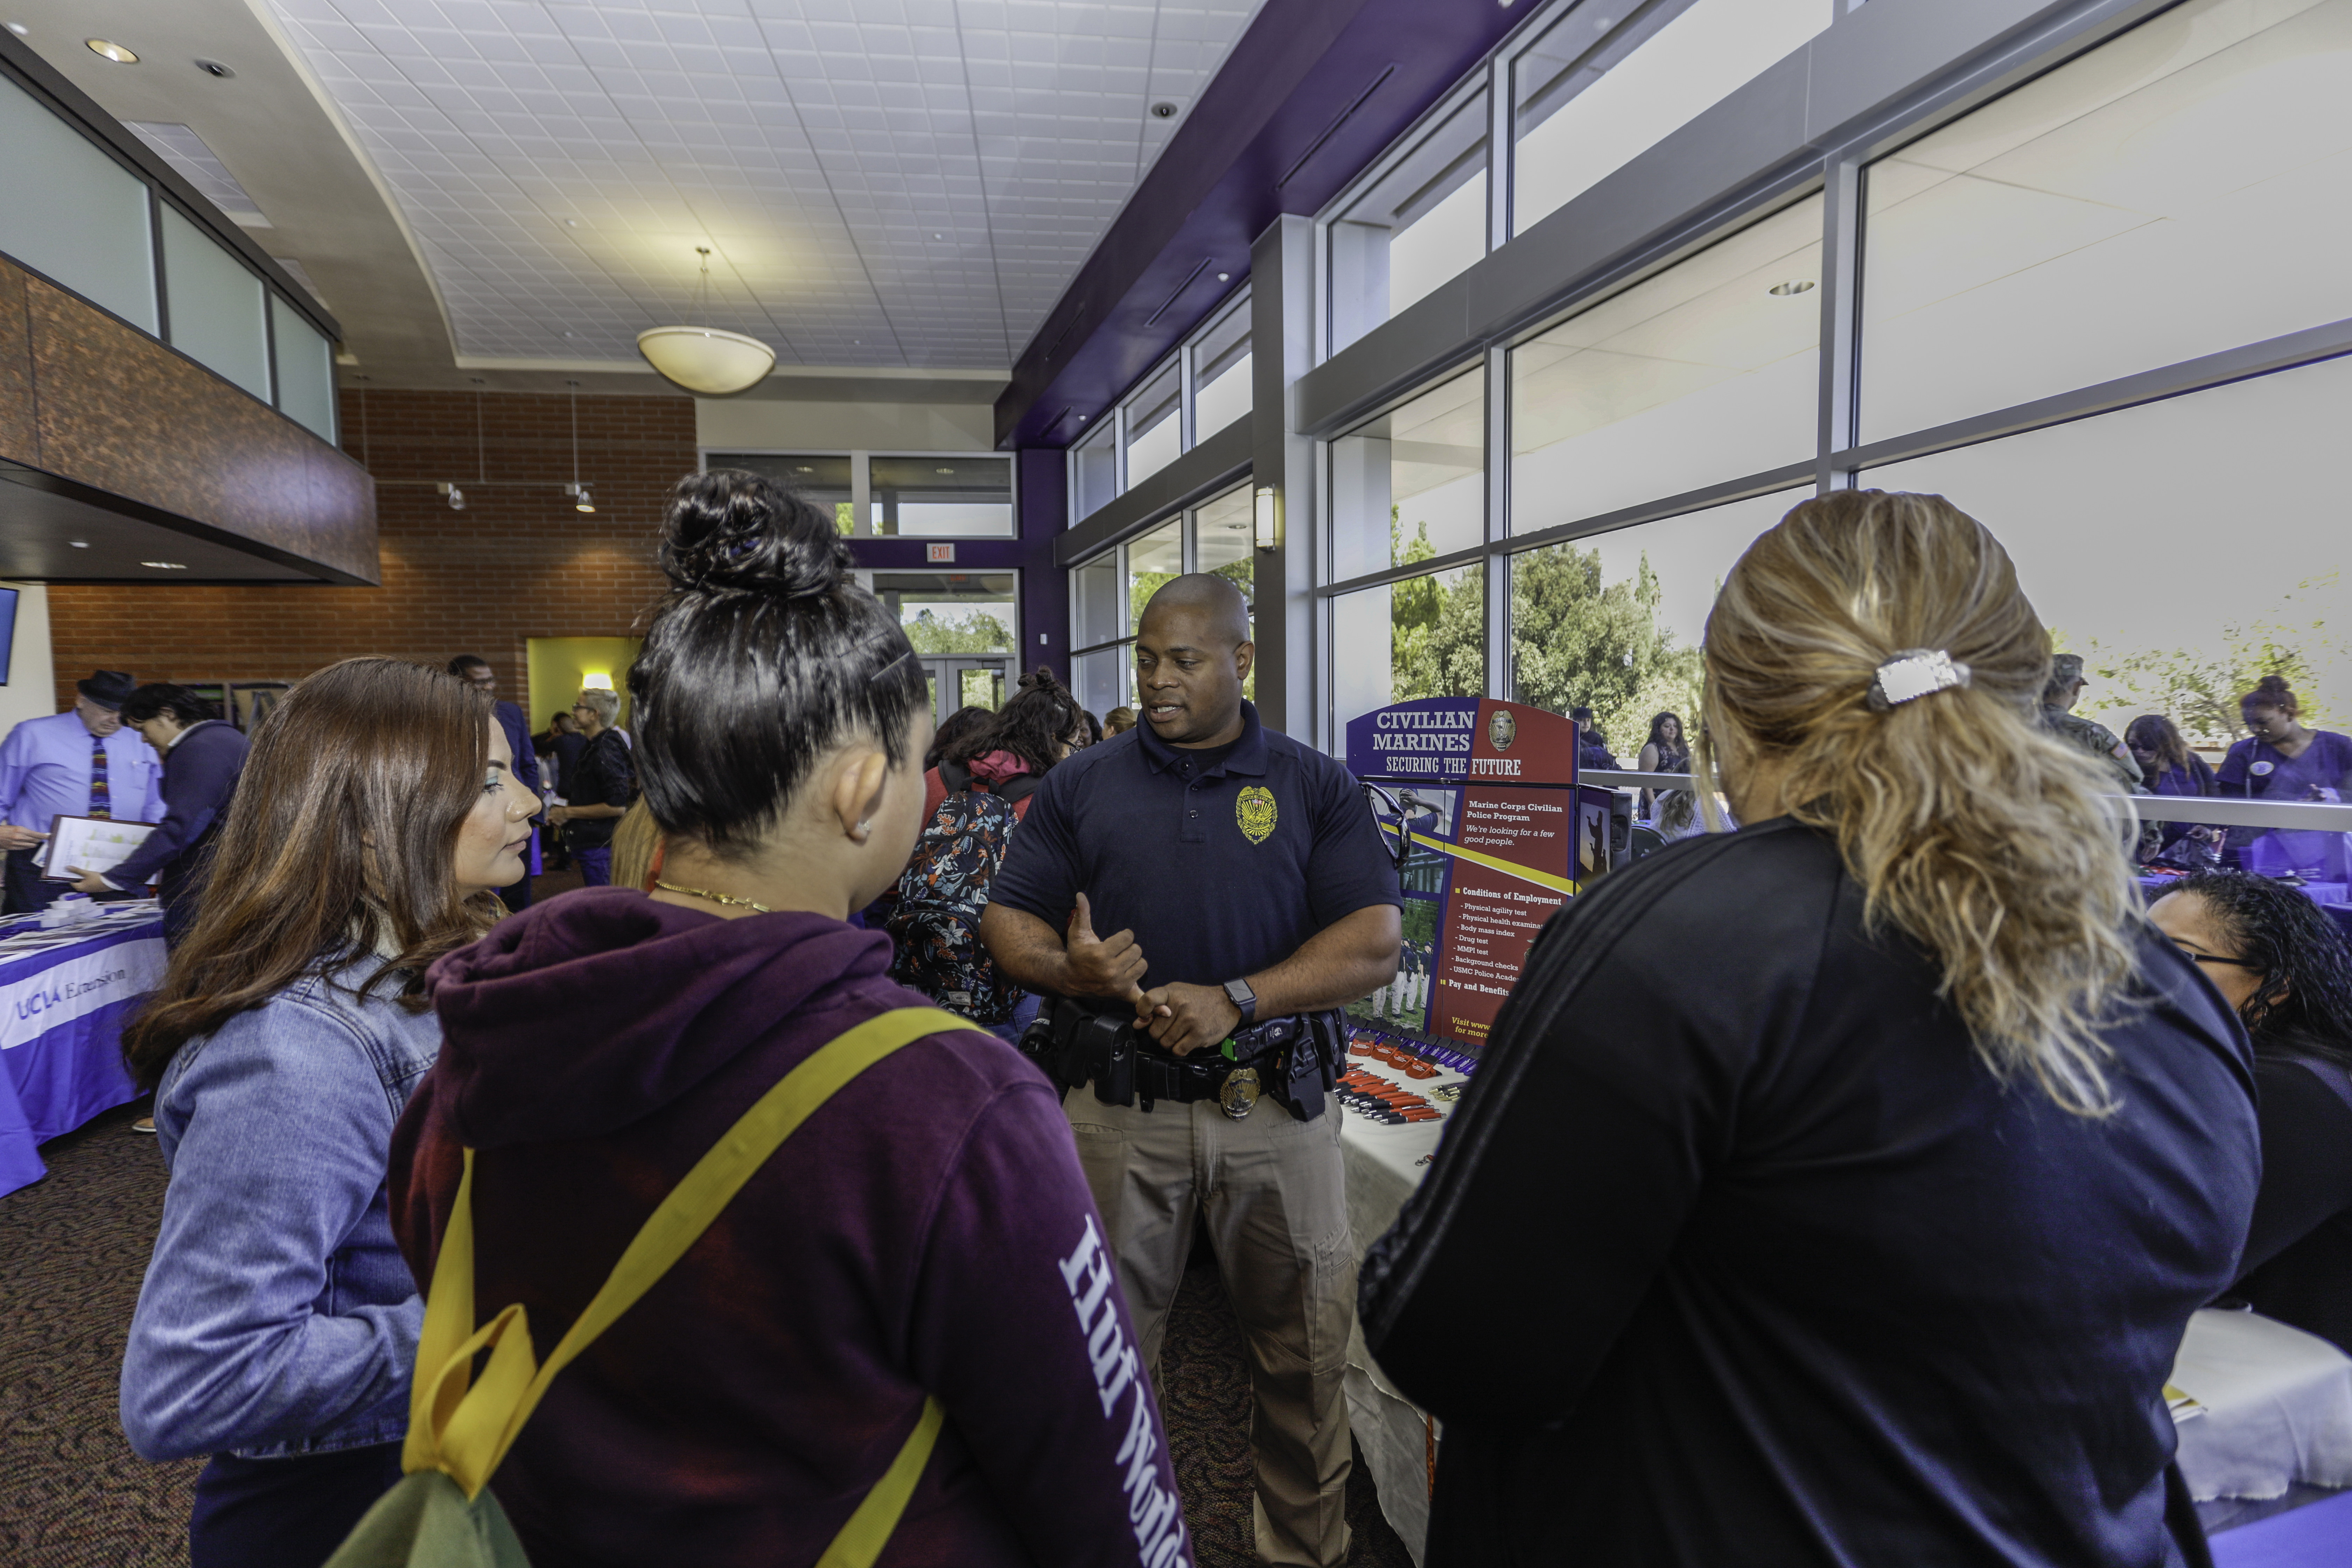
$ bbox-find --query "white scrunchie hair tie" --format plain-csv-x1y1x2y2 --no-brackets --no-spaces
1866,649,1971,712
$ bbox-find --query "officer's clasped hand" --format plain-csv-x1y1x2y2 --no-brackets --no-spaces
1135,982,1242,1058
1064,892,1150,1006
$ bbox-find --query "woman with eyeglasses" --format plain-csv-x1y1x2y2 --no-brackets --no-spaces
2150,870,2352,1354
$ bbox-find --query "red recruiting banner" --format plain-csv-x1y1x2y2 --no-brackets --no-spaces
1431,786,1575,1046
1348,698,1595,1053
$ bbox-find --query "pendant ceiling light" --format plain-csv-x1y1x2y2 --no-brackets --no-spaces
637,246,774,396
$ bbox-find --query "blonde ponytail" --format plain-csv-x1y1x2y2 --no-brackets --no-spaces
1700,491,2140,1115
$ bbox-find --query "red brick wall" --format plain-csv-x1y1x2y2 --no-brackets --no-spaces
46,388,696,715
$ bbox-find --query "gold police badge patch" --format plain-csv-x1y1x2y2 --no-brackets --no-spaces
1237,785,1278,845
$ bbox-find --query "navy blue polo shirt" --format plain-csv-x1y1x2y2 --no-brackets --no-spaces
990,701,1401,990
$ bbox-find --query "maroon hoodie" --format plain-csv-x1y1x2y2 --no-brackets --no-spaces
391,889,1192,1568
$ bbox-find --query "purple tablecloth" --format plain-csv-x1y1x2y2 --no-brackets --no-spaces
0,903,167,1198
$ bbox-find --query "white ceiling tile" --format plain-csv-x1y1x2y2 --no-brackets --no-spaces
261,0,1267,368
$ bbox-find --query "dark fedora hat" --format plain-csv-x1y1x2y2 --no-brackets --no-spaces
76,670,137,710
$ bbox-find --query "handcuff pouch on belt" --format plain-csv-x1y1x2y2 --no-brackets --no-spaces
1017,999,1343,1122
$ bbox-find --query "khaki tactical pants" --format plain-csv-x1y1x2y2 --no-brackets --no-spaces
1063,1088,1354,1568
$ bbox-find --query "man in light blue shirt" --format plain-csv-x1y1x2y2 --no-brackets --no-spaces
0,669,162,913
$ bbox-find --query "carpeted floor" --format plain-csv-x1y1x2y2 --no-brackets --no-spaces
0,1087,1415,1568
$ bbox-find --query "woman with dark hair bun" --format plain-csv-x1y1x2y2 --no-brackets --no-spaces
2151,870,2352,1352
390,470,1188,1567
2218,674,2352,878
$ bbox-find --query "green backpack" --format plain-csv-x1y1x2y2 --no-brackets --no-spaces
325,1007,966,1568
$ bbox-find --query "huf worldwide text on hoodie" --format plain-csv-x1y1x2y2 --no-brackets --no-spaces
391,888,1192,1568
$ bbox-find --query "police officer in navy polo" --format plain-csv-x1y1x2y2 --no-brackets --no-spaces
983,574,1401,1567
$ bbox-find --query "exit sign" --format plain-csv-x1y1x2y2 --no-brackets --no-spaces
926,543,956,563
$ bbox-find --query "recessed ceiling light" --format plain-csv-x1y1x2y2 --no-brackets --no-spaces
794,465,813,473
933,466,954,474
140,560,188,569
1769,279,1817,297
194,58,234,78
69,540,88,548
4,23,29,37
1217,271,1230,282
85,38,137,63
564,218,579,227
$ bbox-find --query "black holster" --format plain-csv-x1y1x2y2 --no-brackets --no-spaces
1017,999,1344,1121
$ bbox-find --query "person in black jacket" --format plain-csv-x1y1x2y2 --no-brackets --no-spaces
72,684,247,946
1360,490,2258,1568
547,687,634,885
2151,870,2352,1354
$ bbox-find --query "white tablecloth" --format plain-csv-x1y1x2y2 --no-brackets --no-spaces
2172,1308,2352,1502
1336,1044,1469,1566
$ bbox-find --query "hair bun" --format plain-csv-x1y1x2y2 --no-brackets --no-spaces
1018,664,1063,694
660,470,853,597
2257,674,2295,697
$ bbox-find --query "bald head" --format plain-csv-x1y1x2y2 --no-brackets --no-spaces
1134,573,1254,747
1140,573,1251,649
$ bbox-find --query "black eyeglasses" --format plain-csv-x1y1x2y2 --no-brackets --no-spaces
2179,949,2259,971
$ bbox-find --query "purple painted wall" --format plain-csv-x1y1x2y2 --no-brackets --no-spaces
994,0,1527,450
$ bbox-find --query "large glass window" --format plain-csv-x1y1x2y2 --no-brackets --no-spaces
871,455,1013,537
876,572,1018,657
1866,356,2352,745
161,206,270,401
1859,0,2352,443
1193,295,1253,440
271,296,337,443
1332,566,1485,736
0,73,157,334
1195,485,1256,606
1071,420,1118,522
1123,361,1183,488
1329,92,1489,354
1331,369,1485,585
705,453,855,534
1072,646,1130,721
1126,518,1184,635
1073,551,1123,651
1512,0,1836,236
1511,195,1821,536
1507,488,1804,754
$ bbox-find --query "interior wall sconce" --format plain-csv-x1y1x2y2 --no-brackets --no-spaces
566,482,595,513
1254,485,1280,554
437,482,467,512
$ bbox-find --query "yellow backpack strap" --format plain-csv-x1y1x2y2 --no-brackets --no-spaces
404,1005,966,1560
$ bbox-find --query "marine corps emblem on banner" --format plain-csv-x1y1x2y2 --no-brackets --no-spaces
1237,785,1278,845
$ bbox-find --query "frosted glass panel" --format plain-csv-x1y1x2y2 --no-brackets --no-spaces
272,296,337,442
1864,355,2352,744
1860,0,2352,441
162,206,269,400
0,74,156,332
1331,370,1484,585
1513,0,1834,235
1511,196,1821,536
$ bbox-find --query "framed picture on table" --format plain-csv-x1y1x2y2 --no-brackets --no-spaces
36,815,159,884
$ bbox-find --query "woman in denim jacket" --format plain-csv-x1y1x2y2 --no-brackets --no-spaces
118,657,540,1567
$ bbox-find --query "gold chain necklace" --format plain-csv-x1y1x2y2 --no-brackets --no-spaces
652,879,774,913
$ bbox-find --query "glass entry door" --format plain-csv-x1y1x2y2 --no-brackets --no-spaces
922,657,1009,727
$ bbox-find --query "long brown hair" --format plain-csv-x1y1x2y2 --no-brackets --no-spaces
123,658,502,1089
1699,491,2141,1115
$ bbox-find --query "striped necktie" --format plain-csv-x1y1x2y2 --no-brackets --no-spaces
90,735,111,820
